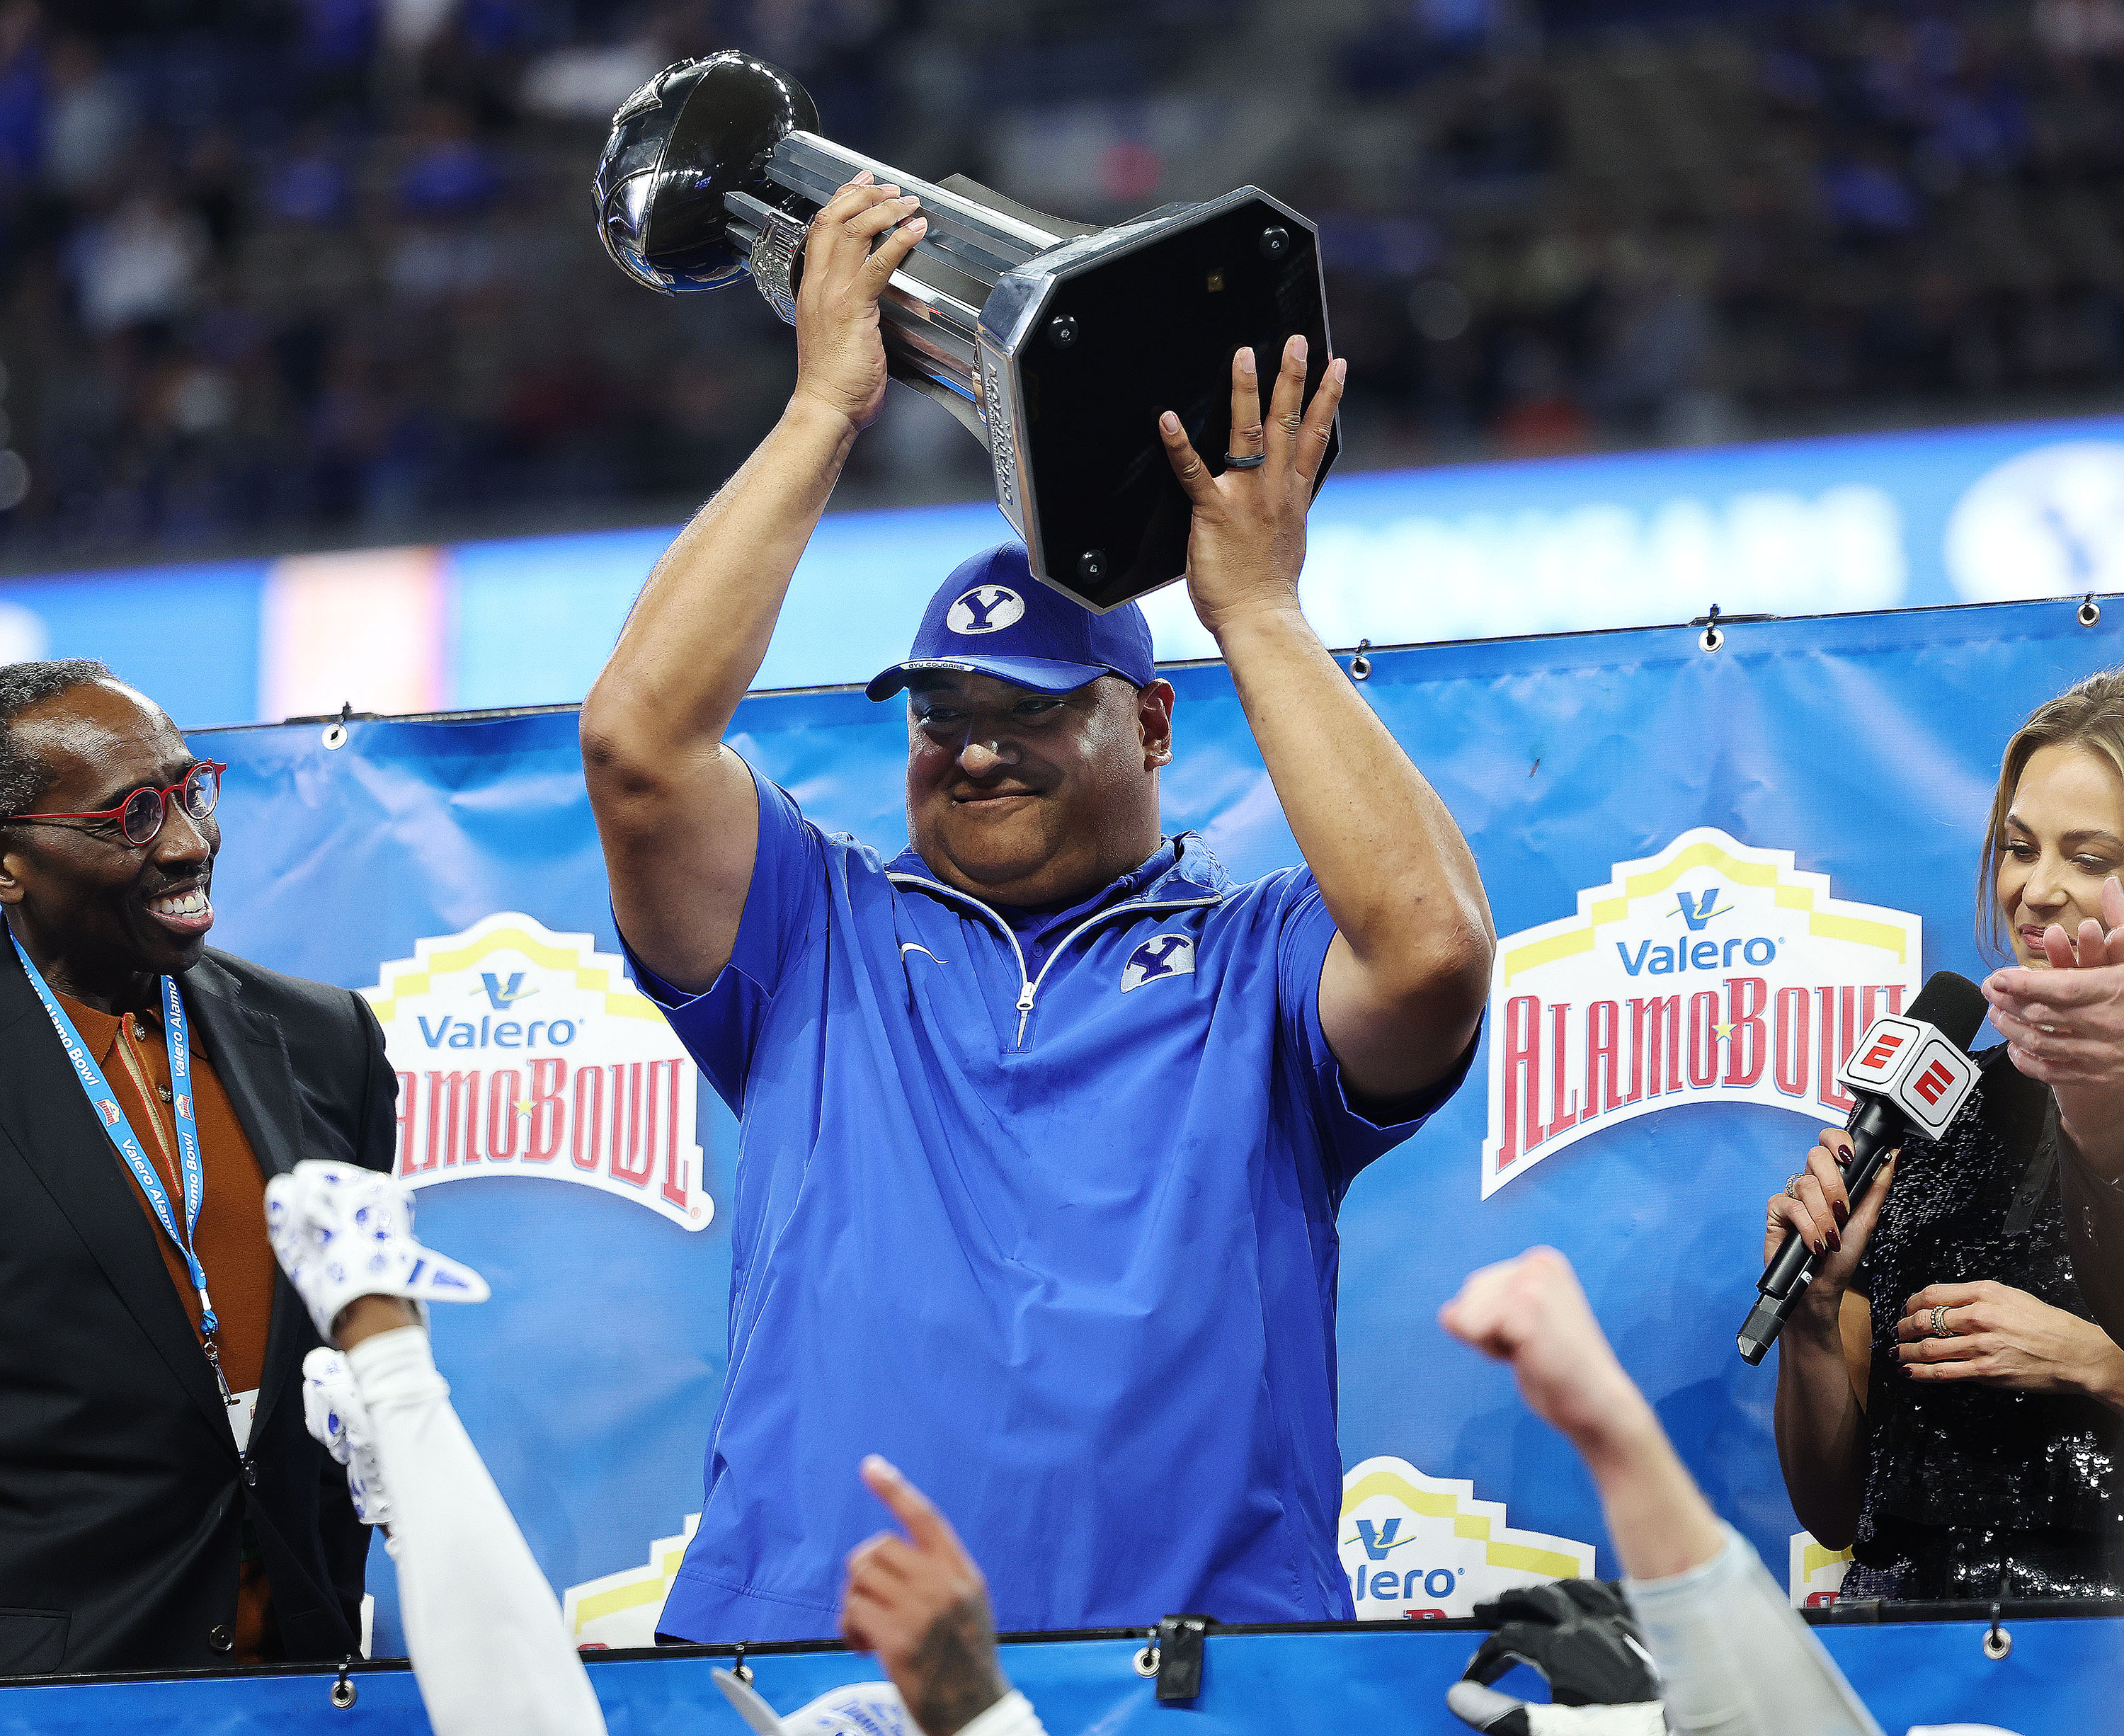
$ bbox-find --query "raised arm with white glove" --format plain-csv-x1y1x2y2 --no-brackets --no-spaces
266,1160,607,1736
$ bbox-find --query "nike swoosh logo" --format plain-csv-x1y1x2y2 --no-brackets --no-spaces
900,944,949,964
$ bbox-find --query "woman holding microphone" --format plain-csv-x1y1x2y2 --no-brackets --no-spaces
1768,668,2124,1598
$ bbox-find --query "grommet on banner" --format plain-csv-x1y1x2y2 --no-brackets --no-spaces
1133,1628,1160,1678
329,1656,357,1708
2080,594,2101,628
1699,604,1724,653
1983,1602,2011,1660
322,702,353,750
1349,639,1372,680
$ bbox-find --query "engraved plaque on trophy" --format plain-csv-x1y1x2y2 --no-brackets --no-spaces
594,51,1337,614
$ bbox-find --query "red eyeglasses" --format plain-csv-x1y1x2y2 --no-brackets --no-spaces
12,761,227,847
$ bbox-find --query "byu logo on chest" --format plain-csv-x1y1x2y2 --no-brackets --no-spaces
947,585,1025,634
1121,932,1196,993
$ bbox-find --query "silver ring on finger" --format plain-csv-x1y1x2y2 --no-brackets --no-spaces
1785,1175,1806,1200
1931,1304,1955,1340
1223,450,1268,470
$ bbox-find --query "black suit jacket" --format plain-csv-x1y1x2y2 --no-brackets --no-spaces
0,942,396,1674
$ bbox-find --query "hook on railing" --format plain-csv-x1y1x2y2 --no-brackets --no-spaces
1133,1626,1160,1678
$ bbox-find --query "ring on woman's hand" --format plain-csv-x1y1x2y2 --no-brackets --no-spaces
1931,1304,1955,1339
1223,451,1269,469
1785,1175,1805,1200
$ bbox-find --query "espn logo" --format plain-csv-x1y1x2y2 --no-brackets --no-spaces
1838,1016,1977,1138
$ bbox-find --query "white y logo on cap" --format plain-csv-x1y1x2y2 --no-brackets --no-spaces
947,586,1024,635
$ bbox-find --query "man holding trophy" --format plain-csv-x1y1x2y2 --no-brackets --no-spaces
580,132,1495,1640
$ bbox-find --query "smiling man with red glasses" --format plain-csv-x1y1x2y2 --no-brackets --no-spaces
0,659,395,1675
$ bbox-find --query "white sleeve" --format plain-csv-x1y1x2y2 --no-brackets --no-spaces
954,1689,1047,1736
347,1327,608,1736
1623,1526,1883,1736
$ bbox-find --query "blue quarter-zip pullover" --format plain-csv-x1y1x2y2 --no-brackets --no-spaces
636,762,1473,1640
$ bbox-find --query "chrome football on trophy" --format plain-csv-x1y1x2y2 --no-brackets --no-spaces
593,51,1337,612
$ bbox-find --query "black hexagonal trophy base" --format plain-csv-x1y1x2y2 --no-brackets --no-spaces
998,193,1337,612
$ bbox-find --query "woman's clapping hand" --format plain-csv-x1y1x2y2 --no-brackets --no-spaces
1984,874,2124,1175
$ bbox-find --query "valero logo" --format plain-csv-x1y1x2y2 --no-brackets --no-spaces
1341,1456,1595,1618
1481,829,1922,1198
362,913,712,1232
563,1514,700,1648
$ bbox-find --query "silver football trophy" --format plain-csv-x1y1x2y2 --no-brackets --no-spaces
594,51,1337,613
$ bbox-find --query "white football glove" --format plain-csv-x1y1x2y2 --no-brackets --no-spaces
265,1159,489,1341
714,1670,911,1736
302,1347,396,1541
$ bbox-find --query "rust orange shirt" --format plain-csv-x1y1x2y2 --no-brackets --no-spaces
55,990,282,1662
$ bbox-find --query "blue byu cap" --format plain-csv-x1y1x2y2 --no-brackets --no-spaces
865,542,1156,702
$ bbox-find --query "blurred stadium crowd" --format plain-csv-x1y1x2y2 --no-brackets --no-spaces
1,0,2123,566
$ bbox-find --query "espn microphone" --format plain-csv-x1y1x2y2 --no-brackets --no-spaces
1737,971,1988,1365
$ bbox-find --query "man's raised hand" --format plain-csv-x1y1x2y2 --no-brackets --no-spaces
840,1456,1010,1736
792,175,926,432
1156,336,1344,640
1439,1247,1651,1458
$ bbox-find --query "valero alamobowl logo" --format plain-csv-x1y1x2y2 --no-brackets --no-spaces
1791,1530,1854,1609
1483,829,1922,1198
564,1514,700,1648
1341,1456,1594,1618
362,913,712,1232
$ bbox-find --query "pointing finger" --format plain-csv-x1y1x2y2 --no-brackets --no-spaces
860,1454,961,1558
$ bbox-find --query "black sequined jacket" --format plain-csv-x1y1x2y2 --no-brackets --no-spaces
1850,1045,2124,1594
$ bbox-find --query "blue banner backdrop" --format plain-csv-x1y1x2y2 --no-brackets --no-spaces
3,1618,2116,1735
188,591,2123,1662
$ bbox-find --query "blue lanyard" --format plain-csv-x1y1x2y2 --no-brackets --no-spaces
11,936,228,1388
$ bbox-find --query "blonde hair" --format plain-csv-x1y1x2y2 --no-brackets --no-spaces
1977,666,2124,960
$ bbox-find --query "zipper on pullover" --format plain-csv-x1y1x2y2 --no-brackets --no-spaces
887,872,1220,1046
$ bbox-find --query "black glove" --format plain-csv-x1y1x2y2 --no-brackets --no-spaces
1463,1580,1660,1708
